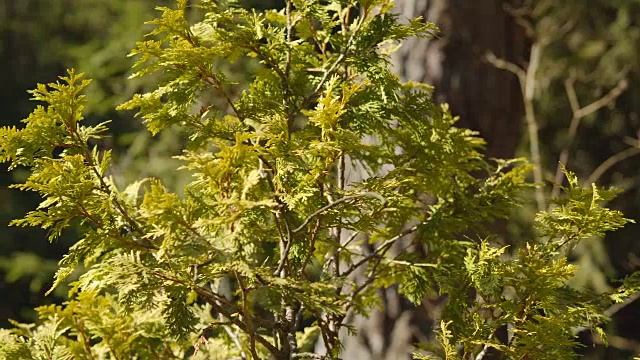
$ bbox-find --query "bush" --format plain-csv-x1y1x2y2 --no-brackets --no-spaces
1,1,637,359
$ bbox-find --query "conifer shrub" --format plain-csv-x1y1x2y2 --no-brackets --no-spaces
1,1,638,359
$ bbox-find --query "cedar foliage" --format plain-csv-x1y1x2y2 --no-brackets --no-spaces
0,0,638,359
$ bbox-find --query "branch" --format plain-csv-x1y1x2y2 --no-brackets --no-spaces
149,270,280,356
605,291,640,318
235,272,259,359
486,46,544,211
564,77,580,114
273,197,294,275
292,353,335,360
551,78,628,198
76,321,97,360
196,289,280,356
336,154,346,271
575,79,628,119
587,146,640,184
291,192,386,234
299,219,321,277
310,6,367,96
474,335,493,360
341,220,427,279
551,77,582,198
523,43,545,211
210,322,248,360
595,334,640,353
201,69,243,121
484,52,525,83
570,291,640,335
66,119,154,250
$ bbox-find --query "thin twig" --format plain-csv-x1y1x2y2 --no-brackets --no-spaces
341,220,427,279
571,292,640,335
150,270,280,356
235,272,258,359
311,7,367,96
575,79,627,119
292,353,335,359
274,210,294,276
299,219,321,277
291,192,386,234
605,291,640,318
334,154,346,276
202,70,243,121
220,323,248,360
564,77,580,114
587,146,640,184
484,52,526,82
485,47,544,210
66,111,154,250
551,78,628,198
342,230,361,249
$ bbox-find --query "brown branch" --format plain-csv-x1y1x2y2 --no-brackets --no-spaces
341,220,427,279
62,100,149,248
236,271,259,359
147,269,280,356
299,219,321,278
201,69,243,121
76,320,96,360
311,6,366,96
291,192,386,234
285,0,293,80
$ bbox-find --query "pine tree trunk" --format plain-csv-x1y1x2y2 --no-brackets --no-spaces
340,1,528,358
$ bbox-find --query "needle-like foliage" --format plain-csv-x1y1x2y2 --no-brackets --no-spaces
1,1,638,359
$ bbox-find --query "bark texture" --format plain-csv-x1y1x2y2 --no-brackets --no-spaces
392,0,528,159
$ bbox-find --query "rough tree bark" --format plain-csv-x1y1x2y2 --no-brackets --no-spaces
340,1,528,358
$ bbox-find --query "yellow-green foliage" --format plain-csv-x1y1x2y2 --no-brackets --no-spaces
0,0,638,359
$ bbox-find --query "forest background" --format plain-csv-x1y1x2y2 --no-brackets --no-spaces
2,0,640,358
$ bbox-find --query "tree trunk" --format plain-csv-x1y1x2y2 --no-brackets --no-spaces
392,0,527,160
340,1,528,358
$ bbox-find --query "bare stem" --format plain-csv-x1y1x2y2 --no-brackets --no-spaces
587,146,640,184
236,272,259,359
486,47,544,210
485,52,526,82
341,220,427,279
523,43,545,211
551,78,628,198
291,192,385,234
311,5,366,96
